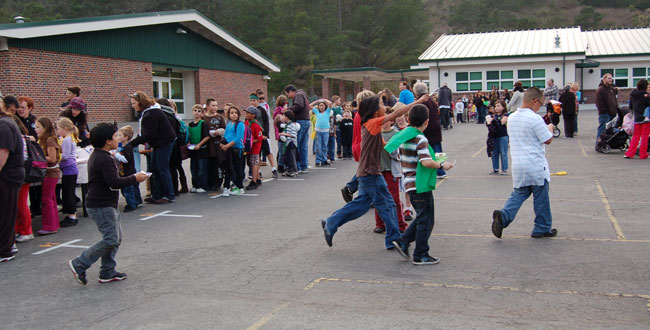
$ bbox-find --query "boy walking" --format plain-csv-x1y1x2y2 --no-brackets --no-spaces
386,105,453,265
68,123,147,285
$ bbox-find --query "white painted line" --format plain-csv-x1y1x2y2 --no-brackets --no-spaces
139,210,172,221
310,167,337,170
33,239,90,255
277,178,305,181
158,214,203,218
211,193,259,198
262,178,275,183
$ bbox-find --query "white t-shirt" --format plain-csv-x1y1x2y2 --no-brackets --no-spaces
507,108,553,188
455,102,465,114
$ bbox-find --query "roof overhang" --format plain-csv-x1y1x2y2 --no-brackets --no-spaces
312,67,429,81
0,10,280,73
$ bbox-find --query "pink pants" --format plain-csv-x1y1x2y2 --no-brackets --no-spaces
625,122,650,159
41,177,60,232
15,183,32,235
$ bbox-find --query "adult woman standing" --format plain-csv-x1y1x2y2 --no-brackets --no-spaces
128,91,177,203
624,79,650,159
558,85,576,138
507,81,524,113
0,102,26,262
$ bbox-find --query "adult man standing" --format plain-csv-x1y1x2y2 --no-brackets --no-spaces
284,85,311,173
414,82,447,179
595,73,618,147
438,83,453,130
543,78,559,104
491,87,556,239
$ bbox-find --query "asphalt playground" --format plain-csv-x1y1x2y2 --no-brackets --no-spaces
1,109,649,329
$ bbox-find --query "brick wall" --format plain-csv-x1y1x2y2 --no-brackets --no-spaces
0,47,152,123
194,68,267,109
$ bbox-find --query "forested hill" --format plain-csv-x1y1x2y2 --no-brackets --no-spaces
1,0,648,94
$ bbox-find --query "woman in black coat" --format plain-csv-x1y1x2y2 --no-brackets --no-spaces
558,85,576,138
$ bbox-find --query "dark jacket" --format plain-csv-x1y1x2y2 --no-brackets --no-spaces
630,89,650,123
596,83,618,115
422,99,442,144
438,86,452,108
289,89,310,121
85,149,137,209
18,113,38,139
120,143,136,177
558,91,576,116
129,105,176,149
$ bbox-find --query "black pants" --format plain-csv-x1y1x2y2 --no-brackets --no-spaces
207,156,219,190
400,190,435,259
283,142,298,173
29,185,41,214
224,148,243,189
169,145,187,193
0,179,19,258
61,174,78,214
440,108,451,128
563,113,575,138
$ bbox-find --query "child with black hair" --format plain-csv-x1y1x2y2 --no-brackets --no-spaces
339,110,354,159
320,93,428,251
68,123,147,285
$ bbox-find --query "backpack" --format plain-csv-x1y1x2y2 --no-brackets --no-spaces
235,121,252,153
161,106,189,145
24,138,47,183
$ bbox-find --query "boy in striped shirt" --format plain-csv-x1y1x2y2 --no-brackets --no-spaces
385,105,453,265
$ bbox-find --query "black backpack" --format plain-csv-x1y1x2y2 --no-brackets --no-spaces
161,106,188,146
24,138,47,183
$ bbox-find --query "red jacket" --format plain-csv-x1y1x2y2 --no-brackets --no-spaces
352,113,362,162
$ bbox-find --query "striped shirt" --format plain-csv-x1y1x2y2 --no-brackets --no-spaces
508,108,553,188
399,134,432,192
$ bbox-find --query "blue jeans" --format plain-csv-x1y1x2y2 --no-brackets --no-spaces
431,142,446,176
492,136,509,171
315,131,329,164
328,135,336,160
151,142,175,201
121,184,142,208
277,141,285,168
597,113,616,140
296,120,311,170
346,173,359,193
399,190,435,259
73,207,122,277
499,180,552,236
190,156,208,190
325,175,400,249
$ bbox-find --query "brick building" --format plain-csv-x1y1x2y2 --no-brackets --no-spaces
0,10,280,122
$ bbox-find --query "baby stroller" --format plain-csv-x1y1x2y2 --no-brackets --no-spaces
596,106,630,153
543,102,561,138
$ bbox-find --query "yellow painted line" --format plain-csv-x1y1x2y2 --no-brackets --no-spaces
594,178,626,240
429,233,650,243
246,302,290,330
471,145,486,158
39,243,59,248
435,177,446,189
577,139,590,158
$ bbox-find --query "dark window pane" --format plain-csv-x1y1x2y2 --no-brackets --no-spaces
487,81,499,90
614,79,628,88
171,79,184,99
518,70,531,79
153,82,159,98
501,81,514,89
175,102,185,114
615,68,628,78
632,67,646,77
486,71,499,80
601,69,614,76
152,71,168,77
456,72,468,81
170,72,183,79
533,80,546,88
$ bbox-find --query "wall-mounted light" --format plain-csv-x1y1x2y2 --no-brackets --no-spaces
176,27,187,34
589,69,594,74
555,67,560,72
444,72,449,77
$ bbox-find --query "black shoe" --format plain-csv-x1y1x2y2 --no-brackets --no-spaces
68,260,87,285
320,219,333,247
341,186,353,203
322,161,331,166
99,272,127,283
412,255,440,265
392,240,410,260
373,227,385,234
59,217,78,227
246,182,258,190
531,228,558,238
144,197,156,204
123,206,137,213
256,179,262,187
492,210,503,238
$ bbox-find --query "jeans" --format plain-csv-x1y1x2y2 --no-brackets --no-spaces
431,142,446,176
492,136,509,172
190,156,208,189
277,141,285,168
296,120,311,170
121,184,142,209
325,175,400,249
597,113,615,140
224,148,243,189
346,173,359,193
499,180,552,236
315,131,329,164
399,190,434,259
151,142,175,201
73,207,122,277
328,135,336,161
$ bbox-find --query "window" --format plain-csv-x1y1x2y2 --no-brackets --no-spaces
632,67,650,87
516,69,545,89
152,70,185,114
601,68,631,88
486,70,514,90
456,71,482,91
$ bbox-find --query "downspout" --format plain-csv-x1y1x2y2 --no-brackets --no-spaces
562,55,566,87
436,61,441,89
580,60,584,102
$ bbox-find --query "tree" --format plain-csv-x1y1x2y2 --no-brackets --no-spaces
575,6,604,29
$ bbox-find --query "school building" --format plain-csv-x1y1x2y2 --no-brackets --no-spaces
0,10,280,122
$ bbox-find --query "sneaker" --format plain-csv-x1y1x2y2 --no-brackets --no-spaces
373,227,385,234
256,179,262,187
0,255,15,263
15,234,34,243
287,172,297,177
315,163,321,167
623,155,631,159
123,205,137,213
245,182,258,190
392,240,410,260
412,255,440,265
492,210,504,238
11,243,18,254
144,197,156,204
272,169,279,179
403,208,414,221
320,219,333,247
437,173,447,179
489,170,499,175
153,198,170,204
341,186,353,203
190,187,198,193
195,188,207,193
59,216,78,227
231,187,245,196
222,188,230,197
322,161,331,166
299,169,309,174
68,260,87,285
36,229,57,236
531,228,558,238
500,170,508,175
99,272,127,283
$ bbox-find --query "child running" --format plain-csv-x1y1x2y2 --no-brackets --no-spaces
68,123,147,285
57,118,80,227
386,104,453,265
320,92,428,250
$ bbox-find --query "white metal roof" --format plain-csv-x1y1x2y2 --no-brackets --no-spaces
0,10,280,73
582,28,650,57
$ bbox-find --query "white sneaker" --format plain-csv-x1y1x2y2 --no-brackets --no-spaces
12,243,18,254
222,188,230,197
195,188,207,193
190,187,198,193
231,188,245,196
15,234,34,243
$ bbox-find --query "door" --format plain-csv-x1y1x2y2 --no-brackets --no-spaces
152,70,185,116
